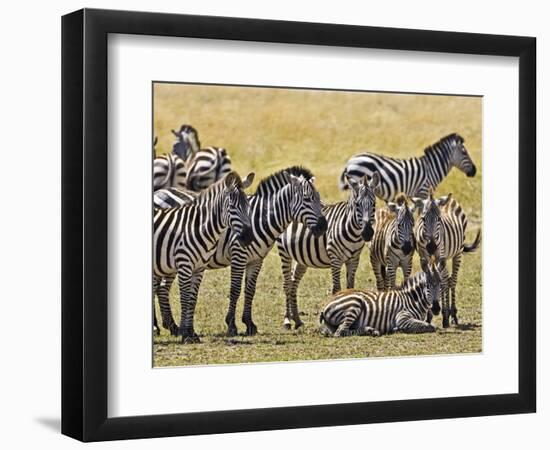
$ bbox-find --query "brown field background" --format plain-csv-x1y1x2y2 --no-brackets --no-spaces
153,83,482,367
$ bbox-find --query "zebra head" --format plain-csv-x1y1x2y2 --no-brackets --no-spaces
171,124,201,161
447,133,476,177
413,193,452,256
287,172,327,238
345,171,380,241
387,193,415,255
222,172,255,247
424,260,443,314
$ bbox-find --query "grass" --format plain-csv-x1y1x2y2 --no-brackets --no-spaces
153,83,482,367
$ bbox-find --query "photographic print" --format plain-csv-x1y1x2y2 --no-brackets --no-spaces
152,82,482,367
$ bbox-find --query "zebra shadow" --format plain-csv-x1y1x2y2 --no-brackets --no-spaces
453,322,481,331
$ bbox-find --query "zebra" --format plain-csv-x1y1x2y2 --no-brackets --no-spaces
413,193,481,327
319,262,442,337
154,166,327,337
338,133,477,201
276,171,380,330
153,124,232,192
153,187,197,209
153,171,254,343
369,193,416,290
153,125,200,191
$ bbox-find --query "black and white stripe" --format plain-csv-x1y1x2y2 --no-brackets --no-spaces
339,133,477,201
153,171,254,343
154,167,327,336
276,172,380,330
153,187,197,209
153,124,232,192
319,264,442,337
369,193,416,290
413,193,481,327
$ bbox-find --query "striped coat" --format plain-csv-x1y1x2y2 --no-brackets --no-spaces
369,194,416,290
276,172,380,330
153,171,254,342
413,194,481,327
339,133,477,201
319,266,442,337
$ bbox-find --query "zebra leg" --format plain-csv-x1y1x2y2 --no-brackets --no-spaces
362,326,380,337
385,260,397,290
333,310,360,337
225,254,247,336
345,255,360,289
157,274,178,336
371,258,385,291
403,257,413,282
153,277,160,336
450,254,462,325
395,311,436,334
329,257,343,294
280,252,295,330
241,260,264,336
177,266,201,343
289,264,308,329
439,261,451,328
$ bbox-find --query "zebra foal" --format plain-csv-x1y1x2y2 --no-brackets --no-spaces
369,193,416,290
339,133,477,201
319,263,442,337
276,172,380,330
413,193,481,327
153,171,254,343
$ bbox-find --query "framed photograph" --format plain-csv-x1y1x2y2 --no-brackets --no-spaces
62,8,536,442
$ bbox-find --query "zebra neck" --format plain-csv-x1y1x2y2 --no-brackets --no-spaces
194,186,226,232
421,145,452,189
255,185,293,235
400,277,430,311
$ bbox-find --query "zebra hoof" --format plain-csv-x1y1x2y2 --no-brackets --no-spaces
294,321,304,330
442,317,450,328
153,326,160,336
283,322,292,331
226,326,238,337
245,323,258,336
169,324,179,337
182,335,201,344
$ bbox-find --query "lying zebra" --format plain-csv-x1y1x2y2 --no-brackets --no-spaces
369,193,416,290
413,192,481,327
153,124,232,192
319,262,442,337
339,133,477,201
277,172,380,330
154,167,327,337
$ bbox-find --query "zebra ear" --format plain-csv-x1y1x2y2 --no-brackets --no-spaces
310,176,316,185
438,193,452,206
411,197,424,212
171,129,178,137
345,174,359,192
369,171,381,189
387,202,398,214
242,172,255,189
153,136,158,147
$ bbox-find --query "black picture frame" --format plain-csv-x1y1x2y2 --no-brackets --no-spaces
61,8,536,442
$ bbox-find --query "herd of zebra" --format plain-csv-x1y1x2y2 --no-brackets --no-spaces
153,125,481,343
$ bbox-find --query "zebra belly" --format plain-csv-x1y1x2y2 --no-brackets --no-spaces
278,223,332,268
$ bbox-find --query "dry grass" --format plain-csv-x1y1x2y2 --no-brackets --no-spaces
153,83,482,367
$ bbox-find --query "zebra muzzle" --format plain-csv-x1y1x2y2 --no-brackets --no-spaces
467,165,477,177
362,222,374,242
402,241,413,255
427,240,437,255
311,216,328,237
432,300,441,315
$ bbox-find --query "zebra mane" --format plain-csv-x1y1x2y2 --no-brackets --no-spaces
423,133,464,157
396,271,426,293
255,166,314,196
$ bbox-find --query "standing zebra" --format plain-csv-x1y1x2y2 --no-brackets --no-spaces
154,167,327,337
338,133,477,201
153,171,254,343
413,193,481,327
276,172,380,330
369,193,416,290
319,262,442,337
153,125,200,191
153,124,232,192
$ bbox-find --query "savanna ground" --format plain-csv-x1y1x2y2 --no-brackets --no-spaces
153,83,482,367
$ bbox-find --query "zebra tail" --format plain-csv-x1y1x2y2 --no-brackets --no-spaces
319,311,325,324
464,230,481,253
